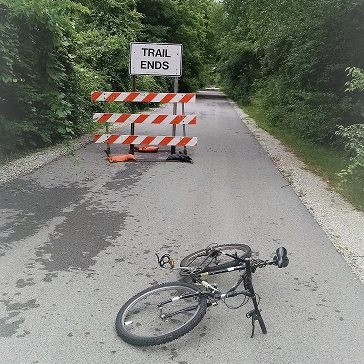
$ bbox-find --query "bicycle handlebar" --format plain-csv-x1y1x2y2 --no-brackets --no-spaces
156,246,289,273
251,247,289,269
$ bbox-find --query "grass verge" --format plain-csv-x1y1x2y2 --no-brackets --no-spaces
243,103,364,212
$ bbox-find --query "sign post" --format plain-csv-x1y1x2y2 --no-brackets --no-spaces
182,103,187,155
129,75,137,154
130,43,183,155
171,77,179,154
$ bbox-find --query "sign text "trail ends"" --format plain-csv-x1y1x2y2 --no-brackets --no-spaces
140,48,171,71
130,43,182,77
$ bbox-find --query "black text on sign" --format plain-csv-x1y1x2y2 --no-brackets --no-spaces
130,43,182,77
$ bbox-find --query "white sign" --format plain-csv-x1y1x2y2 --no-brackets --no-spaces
130,43,182,77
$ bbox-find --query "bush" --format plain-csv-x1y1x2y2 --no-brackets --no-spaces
0,0,216,155
0,1,78,151
214,0,364,147
336,68,364,185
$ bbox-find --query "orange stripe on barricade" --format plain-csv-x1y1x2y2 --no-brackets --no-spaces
134,114,149,123
98,113,113,123
124,92,140,102
91,91,103,102
140,136,156,145
116,114,132,123
171,115,184,125
123,135,138,144
152,115,168,124
189,116,197,125
159,137,175,146
106,92,121,102
180,94,195,103
176,138,190,147
160,93,177,103
142,93,158,103
94,134,102,143
106,135,120,144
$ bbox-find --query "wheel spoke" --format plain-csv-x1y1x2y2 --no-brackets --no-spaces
121,286,201,338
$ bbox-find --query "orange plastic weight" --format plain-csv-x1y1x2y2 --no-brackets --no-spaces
137,145,159,153
107,154,136,163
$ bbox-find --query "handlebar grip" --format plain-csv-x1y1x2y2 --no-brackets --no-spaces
274,247,289,268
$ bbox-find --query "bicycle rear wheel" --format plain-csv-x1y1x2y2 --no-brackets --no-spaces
115,282,207,346
180,244,251,274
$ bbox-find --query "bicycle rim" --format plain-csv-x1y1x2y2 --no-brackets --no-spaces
180,244,251,273
116,283,206,346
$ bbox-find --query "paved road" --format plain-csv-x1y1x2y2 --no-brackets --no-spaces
1,92,363,364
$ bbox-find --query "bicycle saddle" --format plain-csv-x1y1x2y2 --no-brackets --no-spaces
273,247,289,268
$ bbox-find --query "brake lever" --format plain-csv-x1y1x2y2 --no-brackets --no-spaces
155,253,175,268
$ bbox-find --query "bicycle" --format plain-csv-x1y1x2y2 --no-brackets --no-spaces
115,244,289,346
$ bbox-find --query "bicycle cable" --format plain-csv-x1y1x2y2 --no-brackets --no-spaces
222,294,249,310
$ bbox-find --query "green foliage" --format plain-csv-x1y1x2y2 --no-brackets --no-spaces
0,0,79,150
215,0,364,145
346,67,364,92
0,0,215,154
136,0,215,91
337,124,364,178
336,67,364,187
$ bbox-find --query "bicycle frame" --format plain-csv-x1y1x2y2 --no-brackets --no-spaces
159,257,268,337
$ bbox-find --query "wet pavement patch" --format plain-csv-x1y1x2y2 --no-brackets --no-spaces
0,179,88,254
104,163,151,192
0,317,25,338
34,201,128,273
16,278,35,288
0,298,40,338
0,162,153,275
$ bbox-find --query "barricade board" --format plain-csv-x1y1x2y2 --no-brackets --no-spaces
94,134,198,147
91,92,196,103
93,113,197,125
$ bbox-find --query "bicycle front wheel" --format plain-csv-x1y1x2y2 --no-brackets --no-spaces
115,282,207,346
180,244,252,274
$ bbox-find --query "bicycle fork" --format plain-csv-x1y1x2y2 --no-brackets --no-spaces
244,259,267,338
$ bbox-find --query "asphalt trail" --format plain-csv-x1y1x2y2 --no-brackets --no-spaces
0,93,363,364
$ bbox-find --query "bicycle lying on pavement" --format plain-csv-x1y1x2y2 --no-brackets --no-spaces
115,244,289,346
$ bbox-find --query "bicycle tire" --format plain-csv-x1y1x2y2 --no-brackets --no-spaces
115,282,207,346
180,244,252,274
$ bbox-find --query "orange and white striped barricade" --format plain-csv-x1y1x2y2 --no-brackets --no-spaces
91,92,198,158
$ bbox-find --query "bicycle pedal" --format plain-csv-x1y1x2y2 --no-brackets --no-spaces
246,309,260,318
207,300,218,307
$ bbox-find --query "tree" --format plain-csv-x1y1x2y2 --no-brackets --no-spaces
214,0,364,144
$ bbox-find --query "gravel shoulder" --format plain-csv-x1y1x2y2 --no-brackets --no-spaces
232,101,364,283
1,99,363,284
0,136,90,185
